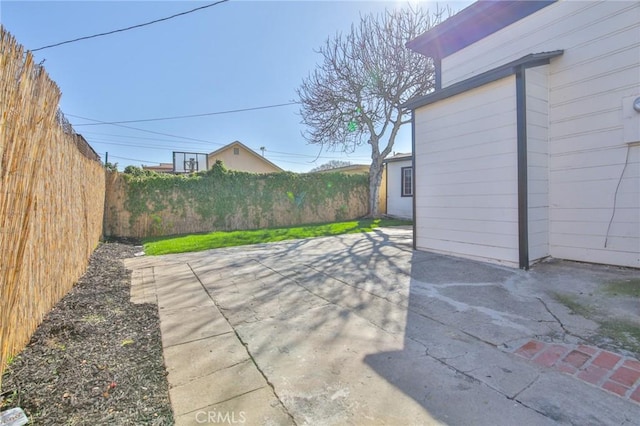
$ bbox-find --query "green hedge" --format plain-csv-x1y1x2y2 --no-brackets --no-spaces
120,162,368,236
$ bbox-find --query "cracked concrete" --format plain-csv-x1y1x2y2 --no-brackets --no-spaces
125,227,640,425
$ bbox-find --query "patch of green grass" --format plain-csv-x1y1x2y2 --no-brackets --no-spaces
551,292,595,317
603,279,640,298
82,314,105,325
600,320,640,355
4,354,16,367
552,292,640,357
143,219,411,256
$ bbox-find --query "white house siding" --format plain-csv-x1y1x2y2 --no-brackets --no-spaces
415,76,520,266
439,1,640,268
386,159,413,219
526,66,550,262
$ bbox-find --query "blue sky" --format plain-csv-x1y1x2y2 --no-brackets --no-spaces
1,0,470,172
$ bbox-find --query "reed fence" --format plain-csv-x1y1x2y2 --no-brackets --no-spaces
0,28,105,388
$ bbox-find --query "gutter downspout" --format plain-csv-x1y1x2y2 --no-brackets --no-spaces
384,161,388,216
411,110,417,250
515,65,529,270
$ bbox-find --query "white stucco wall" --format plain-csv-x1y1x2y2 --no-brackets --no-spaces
385,159,413,219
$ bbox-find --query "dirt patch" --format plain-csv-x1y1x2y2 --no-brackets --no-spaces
0,243,173,425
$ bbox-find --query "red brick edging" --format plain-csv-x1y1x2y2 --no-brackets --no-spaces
513,340,640,404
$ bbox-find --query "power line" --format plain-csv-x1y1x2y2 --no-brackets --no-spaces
73,118,370,161
108,154,162,164
31,0,230,52
67,114,223,146
82,131,194,144
90,137,370,162
72,102,299,126
90,140,200,152
107,154,312,168
72,116,371,164
94,143,368,164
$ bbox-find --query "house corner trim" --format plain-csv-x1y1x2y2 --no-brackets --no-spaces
516,66,529,270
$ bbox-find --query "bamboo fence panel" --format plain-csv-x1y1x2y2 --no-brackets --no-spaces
0,28,105,388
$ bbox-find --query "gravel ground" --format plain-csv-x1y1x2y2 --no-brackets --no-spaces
0,242,173,425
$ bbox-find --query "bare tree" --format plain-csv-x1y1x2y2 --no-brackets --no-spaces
297,7,445,217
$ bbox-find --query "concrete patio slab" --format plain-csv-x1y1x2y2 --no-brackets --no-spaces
159,305,231,348
516,371,638,424
169,359,266,416
175,387,294,426
129,267,157,304
126,227,640,425
403,309,542,399
163,332,249,387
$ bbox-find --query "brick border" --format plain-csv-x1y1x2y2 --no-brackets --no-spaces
513,340,640,404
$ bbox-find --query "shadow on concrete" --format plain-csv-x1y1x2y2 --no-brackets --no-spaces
181,228,640,424
361,249,529,424
361,244,640,424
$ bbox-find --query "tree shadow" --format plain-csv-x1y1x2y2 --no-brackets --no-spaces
186,228,534,423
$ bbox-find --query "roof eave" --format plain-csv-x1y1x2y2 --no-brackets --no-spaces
406,1,557,59
403,50,563,111
208,140,284,172
383,154,413,164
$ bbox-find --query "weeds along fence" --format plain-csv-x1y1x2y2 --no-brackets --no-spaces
0,29,105,387
104,164,369,239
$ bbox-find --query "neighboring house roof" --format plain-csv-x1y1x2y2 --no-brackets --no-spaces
406,0,556,59
404,51,563,110
312,164,370,175
207,141,284,173
142,163,174,173
383,153,412,163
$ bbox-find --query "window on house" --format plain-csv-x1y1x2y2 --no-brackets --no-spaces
401,166,413,197
233,147,240,155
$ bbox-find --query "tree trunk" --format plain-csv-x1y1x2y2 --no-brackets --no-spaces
368,155,385,218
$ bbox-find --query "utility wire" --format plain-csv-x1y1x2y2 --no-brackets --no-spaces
72,102,299,126
67,114,224,146
71,115,371,161
109,153,311,167
604,143,635,248
31,0,230,52
90,140,197,151
108,154,162,164
73,116,371,164
89,135,370,161
82,131,192,144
